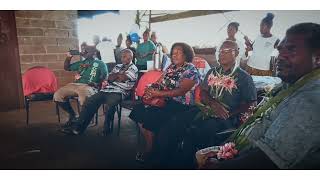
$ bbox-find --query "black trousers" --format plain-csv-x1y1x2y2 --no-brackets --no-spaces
154,106,239,168
153,106,199,168
77,91,122,133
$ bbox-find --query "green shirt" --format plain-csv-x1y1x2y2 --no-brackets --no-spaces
69,58,108,84
136,40,156,66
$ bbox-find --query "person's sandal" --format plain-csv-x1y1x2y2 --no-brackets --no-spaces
135,151,153,164
61,117,79,128
135,152,145,163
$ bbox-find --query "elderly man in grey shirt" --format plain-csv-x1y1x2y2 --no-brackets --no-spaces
199,23,320,169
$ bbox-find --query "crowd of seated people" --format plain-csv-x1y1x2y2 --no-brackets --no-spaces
60,49,138,135
51,17,320,169
151,40,257,169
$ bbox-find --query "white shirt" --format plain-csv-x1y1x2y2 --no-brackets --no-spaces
247,35,278,71
96,41,116,64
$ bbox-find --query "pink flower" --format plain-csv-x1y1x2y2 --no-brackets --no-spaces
222,76,237,92
223,152,234,159
239,105,256,124
240,112,250,124
207,74,222,86
217,142,238,160
232,149,238,155
217,152,223,159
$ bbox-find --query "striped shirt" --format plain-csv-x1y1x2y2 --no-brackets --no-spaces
100,62,138,98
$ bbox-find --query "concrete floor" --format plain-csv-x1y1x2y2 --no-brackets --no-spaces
0,101,145,169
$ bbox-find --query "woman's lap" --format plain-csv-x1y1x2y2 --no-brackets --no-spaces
129,100,191,132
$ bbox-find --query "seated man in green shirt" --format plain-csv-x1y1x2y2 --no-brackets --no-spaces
136,29,156,71
54,45,108,127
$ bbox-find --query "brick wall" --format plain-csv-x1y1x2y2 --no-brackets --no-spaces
15,10,79,87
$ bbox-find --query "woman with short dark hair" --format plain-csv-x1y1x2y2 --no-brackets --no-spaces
170,42,195,63
129,42,201,162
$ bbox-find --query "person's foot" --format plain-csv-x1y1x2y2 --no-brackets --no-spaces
99,130,110,136
61,117,79,128
59,127,73,135
59,127,81,135
135,152,152,164
71,129,81,135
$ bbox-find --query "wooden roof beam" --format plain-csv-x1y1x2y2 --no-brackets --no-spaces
150,10,235,23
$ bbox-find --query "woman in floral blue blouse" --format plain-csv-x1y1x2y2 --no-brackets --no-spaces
129,42,201,163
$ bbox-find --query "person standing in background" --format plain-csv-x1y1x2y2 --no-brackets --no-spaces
125,35,137,64
243,13,280,76
136,29,156,71
216,22,245,67
114,33,124,64
96,37,116,64
93,35,101,46
92,35,102,60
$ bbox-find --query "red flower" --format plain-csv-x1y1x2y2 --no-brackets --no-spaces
217,142,238,160
208,74,222,86
222,76,237,92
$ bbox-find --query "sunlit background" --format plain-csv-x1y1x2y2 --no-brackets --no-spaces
77,10,320,49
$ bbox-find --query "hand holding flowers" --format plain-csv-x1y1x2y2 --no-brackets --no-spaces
208,100,230,120
216,142,238,160
196,68,238,120
196,142,239,168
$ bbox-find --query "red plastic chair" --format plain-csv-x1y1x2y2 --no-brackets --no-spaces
135,70,162,97
22,66,58,124
105,70,163,136
194,85,201,103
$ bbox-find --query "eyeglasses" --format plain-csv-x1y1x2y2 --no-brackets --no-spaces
219,48,237,54
81,50,88,54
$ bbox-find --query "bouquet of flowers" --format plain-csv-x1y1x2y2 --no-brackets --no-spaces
196,142,239,167
217,142,239,160
195,67,238,120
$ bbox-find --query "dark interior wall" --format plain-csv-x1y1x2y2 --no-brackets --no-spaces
0,10,80,112
0,11,24,111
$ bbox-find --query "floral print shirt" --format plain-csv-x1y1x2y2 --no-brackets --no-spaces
152,62,201,105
